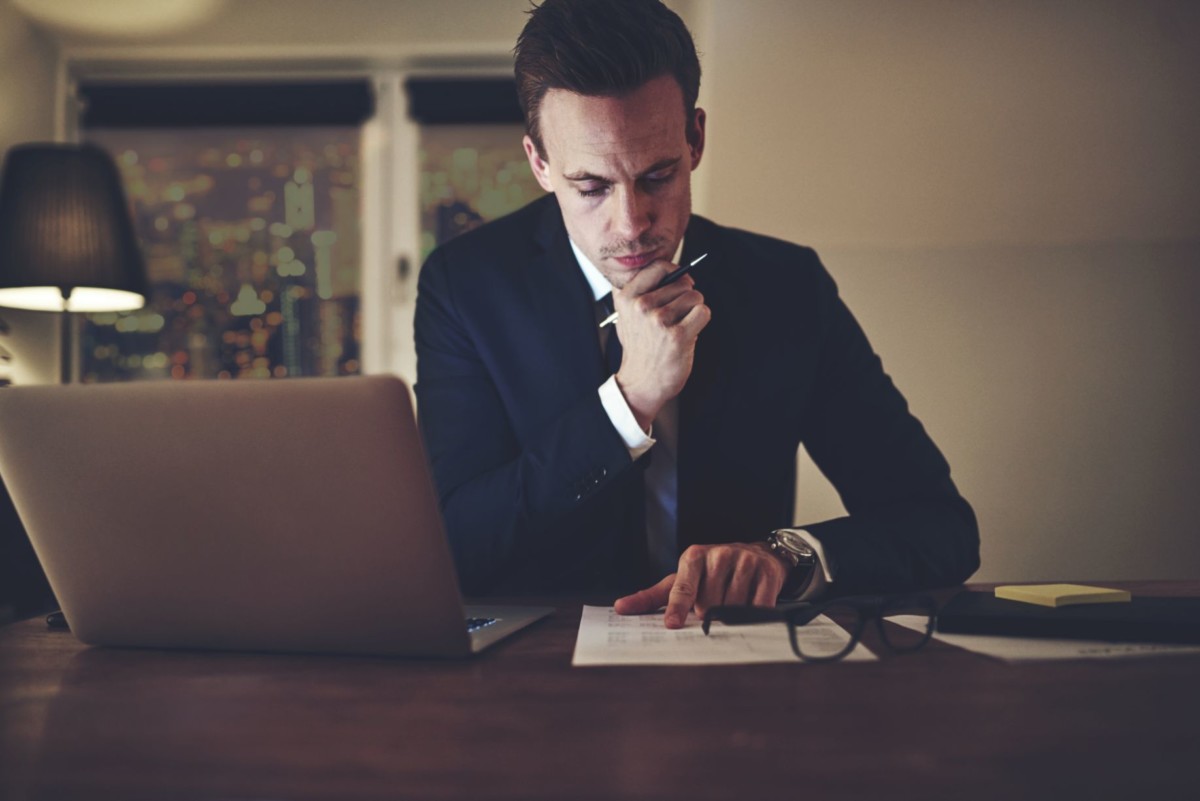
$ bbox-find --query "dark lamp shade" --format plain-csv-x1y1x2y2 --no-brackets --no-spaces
0,143,148,312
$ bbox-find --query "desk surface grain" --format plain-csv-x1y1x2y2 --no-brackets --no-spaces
2,581,1198,801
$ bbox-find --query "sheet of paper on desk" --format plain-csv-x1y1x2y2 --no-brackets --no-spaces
887,615,1200,663
571,605,877,666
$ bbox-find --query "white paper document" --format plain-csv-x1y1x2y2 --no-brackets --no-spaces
571,605,877,666
887,615,1200,663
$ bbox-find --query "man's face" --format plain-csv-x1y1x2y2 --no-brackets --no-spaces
524,74,706,289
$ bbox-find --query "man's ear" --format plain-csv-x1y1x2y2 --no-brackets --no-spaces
688,108,706,171
523,135,556,193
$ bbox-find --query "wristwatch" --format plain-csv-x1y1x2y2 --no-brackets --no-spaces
765,529,818,596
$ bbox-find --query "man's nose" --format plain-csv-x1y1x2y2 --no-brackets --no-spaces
611,186,653,242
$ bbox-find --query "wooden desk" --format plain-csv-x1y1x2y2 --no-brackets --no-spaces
2,581,1198,800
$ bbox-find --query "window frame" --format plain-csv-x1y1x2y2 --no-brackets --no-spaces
58,56,515,385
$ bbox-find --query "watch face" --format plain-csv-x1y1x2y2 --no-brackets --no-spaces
775,530,815,559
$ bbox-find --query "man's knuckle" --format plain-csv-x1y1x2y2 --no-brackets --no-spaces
727,568,750,590
671,579,697,597
706,548,727,572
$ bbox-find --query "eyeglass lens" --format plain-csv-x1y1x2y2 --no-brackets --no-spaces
788,597,935,660
877,597,935,653
790,602,864,661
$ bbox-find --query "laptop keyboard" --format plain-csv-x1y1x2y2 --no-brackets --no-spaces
466,617,498,633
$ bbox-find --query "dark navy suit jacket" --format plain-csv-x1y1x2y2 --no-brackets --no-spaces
414,194,979,597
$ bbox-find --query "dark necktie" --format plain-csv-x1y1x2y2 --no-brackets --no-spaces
599,293,623,377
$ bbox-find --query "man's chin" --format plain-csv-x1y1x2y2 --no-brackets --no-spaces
601,250,673,287
600,272,632,291
599,263,650,290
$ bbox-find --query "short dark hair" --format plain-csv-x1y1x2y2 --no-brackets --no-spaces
514,0,702,158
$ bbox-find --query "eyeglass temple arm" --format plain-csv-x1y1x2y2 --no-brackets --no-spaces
702,606,789,634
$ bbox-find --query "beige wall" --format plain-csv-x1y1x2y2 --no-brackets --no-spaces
698,0,1199,247
696,0,1200,581
0,0,59,386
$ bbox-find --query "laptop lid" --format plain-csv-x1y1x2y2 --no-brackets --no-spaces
0,375,501,657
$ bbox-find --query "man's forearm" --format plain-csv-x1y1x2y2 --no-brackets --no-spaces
419,383,636,594
800,493,980,597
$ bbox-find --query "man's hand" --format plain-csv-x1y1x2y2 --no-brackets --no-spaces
612,260,711,431
613,542,790,628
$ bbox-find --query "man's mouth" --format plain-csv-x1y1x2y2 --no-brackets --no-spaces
611,252,657,269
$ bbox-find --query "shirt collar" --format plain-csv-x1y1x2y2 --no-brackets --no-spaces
568,238,686,302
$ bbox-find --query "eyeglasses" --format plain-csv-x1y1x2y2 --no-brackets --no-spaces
702,594,936,662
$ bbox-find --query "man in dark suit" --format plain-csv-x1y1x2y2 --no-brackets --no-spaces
415,0,978,628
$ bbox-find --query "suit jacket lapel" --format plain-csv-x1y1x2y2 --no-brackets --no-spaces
678,215,737,547
680,217,727,424
526,197,607,401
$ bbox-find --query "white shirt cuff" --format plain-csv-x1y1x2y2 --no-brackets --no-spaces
598,374,655,460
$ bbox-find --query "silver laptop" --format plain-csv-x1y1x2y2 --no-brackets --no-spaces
0,375,551,657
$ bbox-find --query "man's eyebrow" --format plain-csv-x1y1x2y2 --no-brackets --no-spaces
562,157,682,183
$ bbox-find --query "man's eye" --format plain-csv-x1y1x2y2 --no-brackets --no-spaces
577,185,608,198
644,172,675,189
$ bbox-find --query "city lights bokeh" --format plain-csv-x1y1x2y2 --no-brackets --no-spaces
81,128,362,382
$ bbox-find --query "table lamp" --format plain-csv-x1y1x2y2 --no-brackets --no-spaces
0,143,149,383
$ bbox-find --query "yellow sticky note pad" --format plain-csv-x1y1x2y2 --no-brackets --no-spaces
994,583,1132,608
